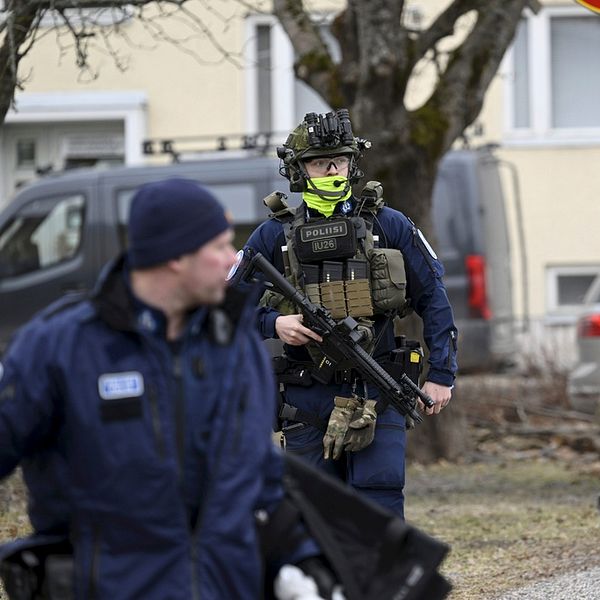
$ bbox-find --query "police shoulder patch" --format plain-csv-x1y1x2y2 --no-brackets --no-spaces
98,371,144,400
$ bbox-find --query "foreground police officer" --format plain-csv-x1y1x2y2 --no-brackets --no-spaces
246,109,458,518
0,179,334,599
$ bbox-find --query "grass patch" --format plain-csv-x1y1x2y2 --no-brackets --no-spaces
405,458,600,599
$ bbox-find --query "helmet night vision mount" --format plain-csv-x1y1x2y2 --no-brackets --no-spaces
277,109,371,194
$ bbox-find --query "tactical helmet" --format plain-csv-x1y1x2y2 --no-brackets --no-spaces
277,109,370,193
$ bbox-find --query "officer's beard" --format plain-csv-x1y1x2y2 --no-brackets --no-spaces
303,176,352,217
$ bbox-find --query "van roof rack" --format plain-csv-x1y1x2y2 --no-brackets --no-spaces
142,131,287,162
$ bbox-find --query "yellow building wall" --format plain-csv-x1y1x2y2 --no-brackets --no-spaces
4,0,600,330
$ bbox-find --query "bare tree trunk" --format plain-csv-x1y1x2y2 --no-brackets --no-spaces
406,387,471,463
0,3,39,124
273,0,538,460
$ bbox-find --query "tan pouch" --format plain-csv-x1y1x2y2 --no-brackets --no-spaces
369,248,407,313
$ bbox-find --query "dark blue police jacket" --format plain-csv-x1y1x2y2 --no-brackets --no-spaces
0,255,296,599
246,201,458,385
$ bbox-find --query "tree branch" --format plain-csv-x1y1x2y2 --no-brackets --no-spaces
415,0,485,64
0,3,40,123
414,1,530,157
20,0,182,8
272,0,338,105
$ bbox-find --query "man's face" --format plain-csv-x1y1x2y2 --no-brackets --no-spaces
303,154,350,179
175,229,237,306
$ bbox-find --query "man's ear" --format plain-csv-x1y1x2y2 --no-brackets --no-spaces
167,255,187,273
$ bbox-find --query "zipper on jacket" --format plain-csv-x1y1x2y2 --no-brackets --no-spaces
148,383,166,458
190,539,200,600
189,425,229,600
173,352,185,482
190,346,245,600
447,329,457,369
231,391,247,453
88,525,101,600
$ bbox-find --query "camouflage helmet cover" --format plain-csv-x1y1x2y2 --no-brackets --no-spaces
277,109,369,191
283,122,359,161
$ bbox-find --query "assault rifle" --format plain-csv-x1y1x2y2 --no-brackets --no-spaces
229,249,434,425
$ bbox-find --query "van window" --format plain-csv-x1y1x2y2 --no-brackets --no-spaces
0,194,85,278
116,183,260,252
432,168,475,264
116,189,135,250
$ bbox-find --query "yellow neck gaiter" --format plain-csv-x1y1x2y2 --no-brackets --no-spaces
303,176,352,217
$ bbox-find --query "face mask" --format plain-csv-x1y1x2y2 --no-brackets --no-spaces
302,176,352,217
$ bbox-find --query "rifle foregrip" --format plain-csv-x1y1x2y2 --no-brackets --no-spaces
399,373,435,409
352,344,423,422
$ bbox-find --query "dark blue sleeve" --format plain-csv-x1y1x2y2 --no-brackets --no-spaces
244,220,287,340
0,321,59,479
376,208,458,386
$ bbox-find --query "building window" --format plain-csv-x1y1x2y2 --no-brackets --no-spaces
546,266,600,318
244,14,335,137
256,24,272,134
550,17,600,128
511,20,530,129
505,6,600,144
16,139,36,168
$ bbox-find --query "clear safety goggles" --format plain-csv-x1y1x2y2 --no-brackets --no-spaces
303,155,351,175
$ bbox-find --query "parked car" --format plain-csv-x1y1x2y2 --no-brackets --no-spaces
567,279,600,412
0,147,519,371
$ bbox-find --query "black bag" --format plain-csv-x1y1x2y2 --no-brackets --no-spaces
281,454,451,600
0,535,73,600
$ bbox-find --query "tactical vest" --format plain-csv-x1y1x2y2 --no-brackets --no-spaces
262,182,409,321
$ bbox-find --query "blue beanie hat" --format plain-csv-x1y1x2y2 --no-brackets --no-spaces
127,178,230,269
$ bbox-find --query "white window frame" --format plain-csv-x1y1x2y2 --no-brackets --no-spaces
502,4,600,147
546,265,600,323
2,90,147,160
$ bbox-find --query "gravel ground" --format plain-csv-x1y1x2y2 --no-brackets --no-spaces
494,567,600,600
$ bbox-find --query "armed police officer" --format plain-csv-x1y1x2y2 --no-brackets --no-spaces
245,109,458,517
0,179,337,600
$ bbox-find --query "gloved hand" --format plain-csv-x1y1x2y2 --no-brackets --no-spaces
273,563,346,600
343,399,377,453
322,396,360,460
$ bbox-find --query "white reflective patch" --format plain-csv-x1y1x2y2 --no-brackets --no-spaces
0,362,3,383
417,229,438,259
98,372,144,400
341,200,353,214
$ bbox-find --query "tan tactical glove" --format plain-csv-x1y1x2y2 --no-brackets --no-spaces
343,399,377,453
323,395,361,460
